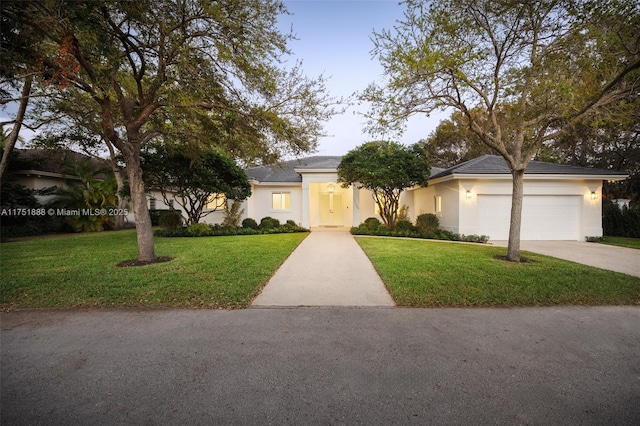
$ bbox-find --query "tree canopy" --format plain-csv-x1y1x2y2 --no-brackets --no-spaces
1,0,337,262
141,145,251,225
361,0,640,261
337,141,430,229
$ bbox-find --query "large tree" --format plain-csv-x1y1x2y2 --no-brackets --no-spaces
337,141,430,230
361,0,640,261
141,145,251,225
419,109,496,168
1,0,335,262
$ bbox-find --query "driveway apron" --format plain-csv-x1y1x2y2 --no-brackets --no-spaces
492,240,640,277
251,230,395,307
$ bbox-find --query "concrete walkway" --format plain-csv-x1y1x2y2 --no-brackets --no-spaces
251,230,395,307
492,240,640,277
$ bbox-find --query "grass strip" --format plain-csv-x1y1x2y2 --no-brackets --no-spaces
596,236,640,250
1,230,307,310
356,237,640,307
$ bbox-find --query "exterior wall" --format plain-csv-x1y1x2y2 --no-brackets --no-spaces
14,173,79,205
412,177,605,240
244,183,303,226
411,181,461,233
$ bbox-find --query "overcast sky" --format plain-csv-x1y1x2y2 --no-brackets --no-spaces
279,0,447,156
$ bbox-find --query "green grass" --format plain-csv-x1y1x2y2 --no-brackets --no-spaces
356,237,640,307
597,236,640,250
0,230,307,310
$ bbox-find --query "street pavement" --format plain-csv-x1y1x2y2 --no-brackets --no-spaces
2,306,639,425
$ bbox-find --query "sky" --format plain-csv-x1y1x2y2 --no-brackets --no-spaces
2,0,448,156
278,0,447,156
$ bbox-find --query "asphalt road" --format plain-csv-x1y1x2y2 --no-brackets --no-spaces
1,306,639,425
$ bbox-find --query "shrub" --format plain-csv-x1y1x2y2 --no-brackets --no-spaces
259,216,280,230
187,222,212,237
395,219,415,232
416,213,439,235
222,200,244,228
159,210,183,231
242,218,259,230
603,202,640,238
397,205,410,222
363,217,381,231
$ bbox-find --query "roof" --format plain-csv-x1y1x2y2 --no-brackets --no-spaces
246,154,628,183
429,155,629,179
11,148,108,176
246,156,342,183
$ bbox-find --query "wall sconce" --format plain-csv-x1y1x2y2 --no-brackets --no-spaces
328,184,335,194
465,190,472,199
590,191,597,200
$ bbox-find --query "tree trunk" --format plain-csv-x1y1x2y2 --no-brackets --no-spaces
507,169,525,262
113,169,128,230
125,157,156,262
0,75,33,187
105,140,127,230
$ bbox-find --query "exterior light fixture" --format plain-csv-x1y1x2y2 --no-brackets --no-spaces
465,190,472,199
590,191,597,200
328,184,335,194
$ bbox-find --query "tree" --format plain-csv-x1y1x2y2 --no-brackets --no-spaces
361,0,640,261
2,0,336,262
337,141,430,230
141,145,251,225
419,109,497,168
48,159,118,232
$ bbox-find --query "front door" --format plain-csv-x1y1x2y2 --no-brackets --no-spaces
320,193,343,226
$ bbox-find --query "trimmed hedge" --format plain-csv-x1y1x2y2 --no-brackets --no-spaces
155,217,308,237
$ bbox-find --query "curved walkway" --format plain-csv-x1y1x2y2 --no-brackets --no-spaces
251,230,395,307
492,240,640,277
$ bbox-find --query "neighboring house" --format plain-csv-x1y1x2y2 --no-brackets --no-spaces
229,155,628,241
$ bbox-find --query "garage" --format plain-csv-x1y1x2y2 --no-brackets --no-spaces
477,195,581,240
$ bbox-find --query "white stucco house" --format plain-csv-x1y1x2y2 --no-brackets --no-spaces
202,154,627,241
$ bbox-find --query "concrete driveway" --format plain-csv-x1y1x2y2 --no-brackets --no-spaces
492,240,640,277
2,307,639,425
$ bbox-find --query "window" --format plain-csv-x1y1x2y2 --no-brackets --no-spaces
149,197,156,210
272,192,291,210
434,195,442,213
206,194,227,210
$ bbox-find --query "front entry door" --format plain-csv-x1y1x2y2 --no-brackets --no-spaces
320,193,343,226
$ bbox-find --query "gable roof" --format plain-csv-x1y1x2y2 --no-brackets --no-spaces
246,156,342,183
429,155,628,180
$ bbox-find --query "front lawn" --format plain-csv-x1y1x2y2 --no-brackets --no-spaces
356,237,640,307
0,230,307,310
597,236,640,250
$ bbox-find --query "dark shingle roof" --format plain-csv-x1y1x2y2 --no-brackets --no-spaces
245,154,626,183
246,156,343,183
430,155,628,179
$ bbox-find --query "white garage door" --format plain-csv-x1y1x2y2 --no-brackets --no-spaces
477,195,581,240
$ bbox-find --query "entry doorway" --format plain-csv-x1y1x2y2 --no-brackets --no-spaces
320,192,343,227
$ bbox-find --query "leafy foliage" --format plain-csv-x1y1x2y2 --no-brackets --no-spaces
222,200,245,229
603,202,640,238
47,159,117,232
338,141,430,230
2,0,337,261
142,145,251,225
416,213,439,237
362,0,640,261
241,218,259,230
